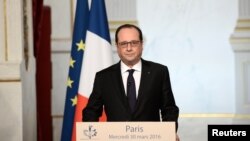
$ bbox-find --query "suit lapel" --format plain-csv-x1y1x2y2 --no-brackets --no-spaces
111,62,130,110
136,59,152,111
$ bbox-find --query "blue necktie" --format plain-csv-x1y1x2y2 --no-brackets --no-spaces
127,69,136,112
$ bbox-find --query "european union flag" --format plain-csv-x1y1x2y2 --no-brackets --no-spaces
60,0,89,141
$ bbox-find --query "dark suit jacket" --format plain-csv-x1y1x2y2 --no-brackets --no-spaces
82,59,179,129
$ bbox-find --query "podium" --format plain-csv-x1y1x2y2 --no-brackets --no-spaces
76,122,175,141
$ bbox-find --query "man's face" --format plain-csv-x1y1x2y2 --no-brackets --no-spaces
116,27,143,67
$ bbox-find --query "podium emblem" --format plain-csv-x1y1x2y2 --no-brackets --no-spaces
83,125,97,139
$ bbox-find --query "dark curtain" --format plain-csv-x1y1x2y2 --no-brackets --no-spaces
32,1,53,141
32,0,43,57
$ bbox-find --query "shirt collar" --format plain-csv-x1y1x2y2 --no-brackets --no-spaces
121,60,142,73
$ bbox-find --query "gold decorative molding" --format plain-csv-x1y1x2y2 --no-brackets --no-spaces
109,20,137,25
4,0,8,61
52,114,250,119
70,0,74,36
236,27,250,32
51,38,72,41
230,37,250,43
51,50,71,54
180,114,250,119
234,18,250,32
0,79,21,82
238,19,250,24
23,0,29,70
52,115,63,119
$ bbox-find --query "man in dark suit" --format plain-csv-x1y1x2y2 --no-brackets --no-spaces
82,24,179,140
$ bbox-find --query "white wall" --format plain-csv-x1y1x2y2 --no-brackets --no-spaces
137,0,238,113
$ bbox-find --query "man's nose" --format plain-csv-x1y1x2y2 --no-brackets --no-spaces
126,43,132,50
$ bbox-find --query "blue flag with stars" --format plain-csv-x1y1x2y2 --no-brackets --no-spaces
60,0,89,141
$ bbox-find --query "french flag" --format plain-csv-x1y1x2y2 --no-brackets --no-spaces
71,0,113,140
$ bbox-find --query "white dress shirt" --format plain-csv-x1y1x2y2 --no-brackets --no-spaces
121,60,142,98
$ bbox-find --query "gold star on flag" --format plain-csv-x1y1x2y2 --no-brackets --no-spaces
69,57,76,68
71,95,77,106
67,77,74,88
76,40,85,51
